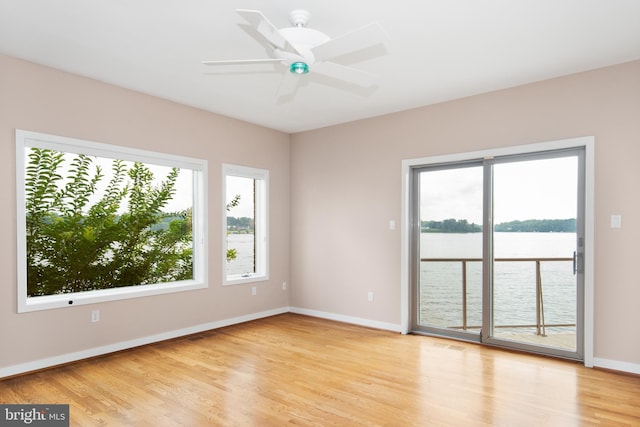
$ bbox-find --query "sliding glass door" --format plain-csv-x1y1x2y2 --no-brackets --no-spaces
411,148,585,360
412,163,484,341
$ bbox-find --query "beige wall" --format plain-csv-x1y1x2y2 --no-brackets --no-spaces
0,54,290,371
290,61,640,367
2,52,639,374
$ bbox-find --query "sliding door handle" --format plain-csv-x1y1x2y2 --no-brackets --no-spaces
573,251,584,275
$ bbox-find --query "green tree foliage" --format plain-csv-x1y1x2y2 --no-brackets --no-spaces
421,219,482,233
25,148,193,297
494,218,576,232
226,216,254,233
420,218,576,233
225,195,241,262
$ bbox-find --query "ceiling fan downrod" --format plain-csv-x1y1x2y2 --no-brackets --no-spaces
287,10,313,73
289,10,311,28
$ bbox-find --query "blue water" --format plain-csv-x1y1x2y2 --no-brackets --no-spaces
226,234,256,276
420,232,577,333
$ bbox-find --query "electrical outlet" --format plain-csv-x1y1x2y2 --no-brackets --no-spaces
282,282,287,290
251,286,257,296
91,310,100,323
367,291,374,302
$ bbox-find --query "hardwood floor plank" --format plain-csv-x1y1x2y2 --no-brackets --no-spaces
1,313,639,426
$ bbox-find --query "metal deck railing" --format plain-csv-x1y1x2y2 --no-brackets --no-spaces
420,257,576,336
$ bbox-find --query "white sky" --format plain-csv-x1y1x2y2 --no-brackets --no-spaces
56,153,259,218
226,176,255,218
420,156,578,224
40,153,193,214
99,159,193,213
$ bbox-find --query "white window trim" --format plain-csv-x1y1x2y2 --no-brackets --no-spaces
16,129,208,312
222,163,269,285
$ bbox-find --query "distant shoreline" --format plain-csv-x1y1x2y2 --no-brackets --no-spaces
422,218,576,233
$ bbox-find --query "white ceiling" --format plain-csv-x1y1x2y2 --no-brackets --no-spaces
1,1,640,134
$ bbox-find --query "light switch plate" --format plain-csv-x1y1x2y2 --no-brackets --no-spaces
611,214,622,229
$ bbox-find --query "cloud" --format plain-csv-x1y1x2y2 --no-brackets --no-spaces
419,156,577,225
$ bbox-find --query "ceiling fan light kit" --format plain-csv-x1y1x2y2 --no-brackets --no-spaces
202,8,388,96
290,62,309,74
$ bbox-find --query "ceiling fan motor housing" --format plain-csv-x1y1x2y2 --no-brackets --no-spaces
278,27,330,68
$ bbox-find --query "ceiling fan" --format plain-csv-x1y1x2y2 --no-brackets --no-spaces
202,9,388,96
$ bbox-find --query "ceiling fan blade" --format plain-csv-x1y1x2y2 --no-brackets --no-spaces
202,58,282,66
276,72,300,98
236,9,300,55
311,61,377,87
312,22,388,62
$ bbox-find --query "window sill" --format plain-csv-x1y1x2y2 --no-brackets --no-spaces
19,280,207,313
223,274,269,286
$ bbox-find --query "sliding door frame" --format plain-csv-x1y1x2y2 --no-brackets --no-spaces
409,160,484,343
481,148,585,360
400,137,595,367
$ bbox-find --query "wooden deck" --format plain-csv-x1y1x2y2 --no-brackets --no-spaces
496,331,576,350
1,313,639,426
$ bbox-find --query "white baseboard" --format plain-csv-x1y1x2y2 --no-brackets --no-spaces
0,307,289,379
289,307,402,333
593,357,640,375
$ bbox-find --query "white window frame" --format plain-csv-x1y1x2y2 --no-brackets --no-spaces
222,163,269,285
16,129,208,312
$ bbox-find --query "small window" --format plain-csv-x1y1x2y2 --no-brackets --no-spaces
223,164,268,284
16,130,208,312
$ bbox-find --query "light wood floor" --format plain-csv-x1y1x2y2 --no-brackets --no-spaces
1,313,639,426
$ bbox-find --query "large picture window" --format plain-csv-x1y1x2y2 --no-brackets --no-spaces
16,130,208,312
223,164,268,285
